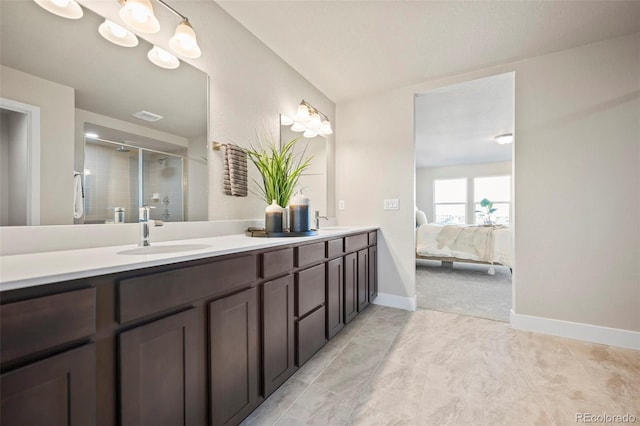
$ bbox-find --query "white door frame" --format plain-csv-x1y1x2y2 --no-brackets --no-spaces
1,97,41,225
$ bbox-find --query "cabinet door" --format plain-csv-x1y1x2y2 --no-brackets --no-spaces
119,309,198,426
368,245,378,302
1,344,96,426
344,253,358,324
326,257,344,339
357,249,369,312
262,275,296,397
209,288,259,426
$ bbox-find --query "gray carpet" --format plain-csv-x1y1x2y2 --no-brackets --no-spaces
416,259,512,322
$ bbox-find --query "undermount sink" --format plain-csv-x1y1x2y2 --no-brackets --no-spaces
117,244,212,255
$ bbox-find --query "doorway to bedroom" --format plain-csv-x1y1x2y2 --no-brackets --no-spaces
414,72,514,322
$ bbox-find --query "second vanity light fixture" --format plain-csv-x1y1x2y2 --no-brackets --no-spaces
33,0,201,70
282,100,333,138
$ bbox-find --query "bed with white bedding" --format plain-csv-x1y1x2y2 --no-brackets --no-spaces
416,223,513,269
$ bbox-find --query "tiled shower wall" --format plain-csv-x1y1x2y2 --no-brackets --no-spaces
83,143,184,223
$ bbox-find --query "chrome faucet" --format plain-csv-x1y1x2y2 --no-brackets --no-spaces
315,210,329,229
139,205,153,247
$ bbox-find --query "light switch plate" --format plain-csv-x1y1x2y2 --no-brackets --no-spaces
383,199,399,210
338,200,345,210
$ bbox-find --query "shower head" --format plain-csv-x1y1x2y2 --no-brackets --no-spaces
157,157,169,165
116,144,130,152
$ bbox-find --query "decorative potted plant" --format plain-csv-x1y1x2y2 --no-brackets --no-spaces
245,135,312,209
476,198,497,225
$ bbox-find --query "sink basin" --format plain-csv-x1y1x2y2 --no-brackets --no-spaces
117,244,212,255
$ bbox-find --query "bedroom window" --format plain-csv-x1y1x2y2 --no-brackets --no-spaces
474,175,511,225
434,178,466,224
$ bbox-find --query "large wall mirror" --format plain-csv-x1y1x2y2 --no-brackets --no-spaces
280,119,328,217
0,0,208,226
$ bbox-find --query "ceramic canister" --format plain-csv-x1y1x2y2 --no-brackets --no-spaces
289,192,310,232
265,200,283,233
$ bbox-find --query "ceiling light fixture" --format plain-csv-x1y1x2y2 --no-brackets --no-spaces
98,19,139,47
147,46,180,69
33,0,83,19
290,100,333,138
495,133,513,144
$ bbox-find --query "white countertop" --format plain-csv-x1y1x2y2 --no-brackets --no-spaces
0,227,377,292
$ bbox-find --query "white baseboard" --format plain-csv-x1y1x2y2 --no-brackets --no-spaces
510,310,640,350
372,292,417,312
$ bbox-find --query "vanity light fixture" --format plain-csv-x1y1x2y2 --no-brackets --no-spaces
280,115,294,126
33,0,83,19
118,0,202,59
495,133,514,144
289,100,333,138
98,19,139,47
147,46,180,69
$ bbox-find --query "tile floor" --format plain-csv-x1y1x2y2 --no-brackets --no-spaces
241,305,640,426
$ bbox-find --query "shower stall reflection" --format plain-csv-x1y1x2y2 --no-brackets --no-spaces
83,138,185,223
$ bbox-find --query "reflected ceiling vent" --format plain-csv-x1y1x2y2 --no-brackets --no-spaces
132,110,163,122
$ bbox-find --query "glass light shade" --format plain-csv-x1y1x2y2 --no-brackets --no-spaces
147,46,180,69
303,129,318,138
169,20,201,59
291,122,306,132
495,133,513,144
295,104,310,122
280,115,294,126
119,0,160,34
307,113,322,130
98,19,138,47
318,119,333,135
34,0,83,19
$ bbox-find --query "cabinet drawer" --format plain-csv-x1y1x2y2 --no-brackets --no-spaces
296,242,325,268
1,288,95,364
345,233,368,252
295,264,325,317
262,247,294,279
118,255,257,323
296,306,327,366
368,231,377,245
326,238,344,258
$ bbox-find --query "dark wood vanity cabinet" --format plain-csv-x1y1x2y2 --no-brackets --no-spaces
119,308,199,426
0,229,378,426
326,257,344,339
344,252,358,324
262,274,296,397
209,287,260,425
357,249,370,312
0,288,97,426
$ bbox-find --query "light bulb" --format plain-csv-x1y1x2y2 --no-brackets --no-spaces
147,46,180,69
307,113,322,130
318,120,333,135
33,0,83,19
119,0,159,33
98,19,139,47
303,129,318,138
169,20,201,58
291,122,306,132
295,103,310,122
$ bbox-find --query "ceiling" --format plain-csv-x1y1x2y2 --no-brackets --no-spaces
217,0,640,104
0,1,207,140
217,0,638,168
415,72,514,168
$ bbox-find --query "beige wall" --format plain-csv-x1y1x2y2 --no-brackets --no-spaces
337,33,640,332
0,65,75,225
416,162,512,224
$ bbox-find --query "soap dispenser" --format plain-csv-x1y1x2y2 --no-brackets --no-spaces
265,200,283,233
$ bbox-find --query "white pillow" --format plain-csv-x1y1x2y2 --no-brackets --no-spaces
416,209,428,226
